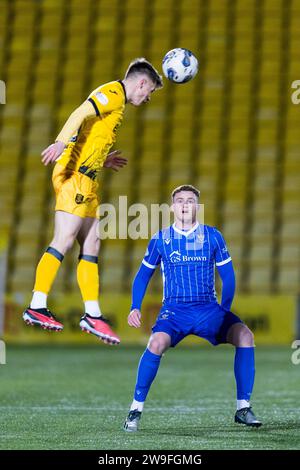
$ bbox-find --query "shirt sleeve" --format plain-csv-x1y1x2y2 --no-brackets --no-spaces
217,261,235,310
131,263,155,311
88,83,123,117
212,228,232,266
142,235,161,269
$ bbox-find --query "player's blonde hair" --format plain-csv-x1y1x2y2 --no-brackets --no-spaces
125,58,163,89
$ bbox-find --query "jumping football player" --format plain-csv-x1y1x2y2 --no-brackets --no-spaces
23,58,163,345
124,185,262,429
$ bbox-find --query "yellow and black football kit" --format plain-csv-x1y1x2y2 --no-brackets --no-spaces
53,80,126,218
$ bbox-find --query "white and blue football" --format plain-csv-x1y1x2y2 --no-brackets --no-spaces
162,48,198,84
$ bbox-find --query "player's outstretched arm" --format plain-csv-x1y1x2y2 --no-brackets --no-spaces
41,100,97,166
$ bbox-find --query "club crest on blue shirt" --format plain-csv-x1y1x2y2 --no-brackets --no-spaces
159,310,173,320
160,313,169,320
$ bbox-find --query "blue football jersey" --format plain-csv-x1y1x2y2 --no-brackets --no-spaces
142,222,232,303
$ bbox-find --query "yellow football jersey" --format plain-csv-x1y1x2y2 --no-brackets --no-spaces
57,81,126,179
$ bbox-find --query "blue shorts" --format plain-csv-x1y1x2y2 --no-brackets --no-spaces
152,301,243,347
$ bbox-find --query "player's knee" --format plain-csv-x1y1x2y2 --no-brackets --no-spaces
238,326,254,347
79,236,100,256
95,237,100,252
148,335,168,355
63,234,77,253
52,233,77,254
88,237,100,255
148,341,164,355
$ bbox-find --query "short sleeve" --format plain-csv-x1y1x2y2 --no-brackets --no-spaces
142,235,161,269
212,228,232,266
88,82,124,117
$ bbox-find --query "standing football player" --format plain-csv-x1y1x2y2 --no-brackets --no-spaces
23,58,163,345
124,185,262,430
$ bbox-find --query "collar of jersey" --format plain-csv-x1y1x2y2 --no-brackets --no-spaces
172,222,199,237
118,80,127,103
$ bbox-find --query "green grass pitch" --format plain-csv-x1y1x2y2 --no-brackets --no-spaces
0,344,299,450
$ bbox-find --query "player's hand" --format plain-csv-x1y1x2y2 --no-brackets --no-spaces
41,141,65,166
128,309,141,328
103,150,127,171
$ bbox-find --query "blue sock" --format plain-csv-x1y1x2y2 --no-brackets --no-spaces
234,347,255,401
134,348,162,402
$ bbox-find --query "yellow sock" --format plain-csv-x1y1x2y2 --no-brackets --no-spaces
77,256,99,302
33,248,64,294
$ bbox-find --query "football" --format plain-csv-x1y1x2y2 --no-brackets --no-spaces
162,48,198,83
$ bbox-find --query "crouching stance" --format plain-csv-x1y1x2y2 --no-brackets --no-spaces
123,185,262,431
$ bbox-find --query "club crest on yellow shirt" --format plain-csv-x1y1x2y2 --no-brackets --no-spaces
75,194,84,204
